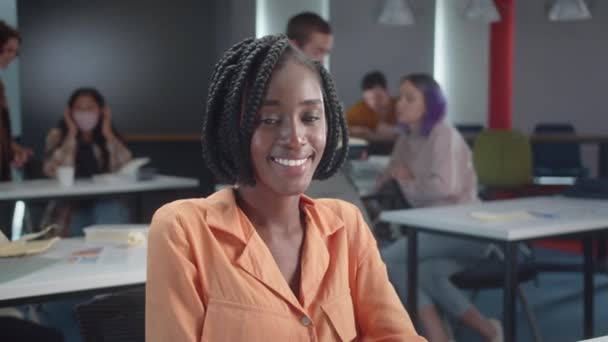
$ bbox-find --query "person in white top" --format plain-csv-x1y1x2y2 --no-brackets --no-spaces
379,74,503,342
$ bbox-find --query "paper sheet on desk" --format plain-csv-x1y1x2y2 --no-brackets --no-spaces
470,210,536,223
0,226,60,257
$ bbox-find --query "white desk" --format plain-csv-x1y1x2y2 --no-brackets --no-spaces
579,337,608,342
0,235,147,307
380,196,608,342
345,156,390,196
0,175,198,202
0,175,198,227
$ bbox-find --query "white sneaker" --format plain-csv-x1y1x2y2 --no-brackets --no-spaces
488,318,504,342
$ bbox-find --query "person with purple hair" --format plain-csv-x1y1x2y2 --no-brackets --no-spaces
378,74,503,342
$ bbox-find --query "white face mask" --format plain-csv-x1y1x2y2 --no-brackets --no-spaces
73,111,99,131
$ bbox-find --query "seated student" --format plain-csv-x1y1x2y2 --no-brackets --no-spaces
346,70,399,140
146,35,426,342
378,74,503,342
43,87,132,235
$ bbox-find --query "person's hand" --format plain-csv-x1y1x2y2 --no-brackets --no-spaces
101,106,115,140
11,142,33,168
63,107,78,138
390,165,413,181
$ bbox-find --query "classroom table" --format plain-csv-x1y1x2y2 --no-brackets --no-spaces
380,196,608,341
0,233,147,307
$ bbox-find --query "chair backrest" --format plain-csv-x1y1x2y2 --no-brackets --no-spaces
532,123,583,175
473,129,532,187
74,287,145,342
455,124,484,135
455,124,484,148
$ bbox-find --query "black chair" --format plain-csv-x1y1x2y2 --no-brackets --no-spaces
0,316,64,342
450,249,543,342
455,124,484,148
74,287,145,342
533,123,587,178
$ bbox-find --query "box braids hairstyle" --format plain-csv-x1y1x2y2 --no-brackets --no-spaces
202,34,348,186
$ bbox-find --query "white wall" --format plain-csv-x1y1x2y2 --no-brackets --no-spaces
0,0,21,136
434,0,489,125
330,0,436,108
226,0,436,111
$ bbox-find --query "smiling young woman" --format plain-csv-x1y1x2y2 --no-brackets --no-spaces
145,35,426,341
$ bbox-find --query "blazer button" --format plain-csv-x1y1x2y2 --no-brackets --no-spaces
300,315,312,327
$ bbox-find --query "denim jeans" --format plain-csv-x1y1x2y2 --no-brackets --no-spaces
381,234,488,317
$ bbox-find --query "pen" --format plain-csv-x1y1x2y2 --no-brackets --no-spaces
528,211,558,219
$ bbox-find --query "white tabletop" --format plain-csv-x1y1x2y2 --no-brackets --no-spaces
0,234,147,303
0,175,198,201
578,337,608,342
380,196,608,241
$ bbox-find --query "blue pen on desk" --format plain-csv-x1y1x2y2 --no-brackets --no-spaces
528,211,559,219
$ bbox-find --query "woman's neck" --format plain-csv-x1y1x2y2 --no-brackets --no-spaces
408,121,422,135
235,186,303,235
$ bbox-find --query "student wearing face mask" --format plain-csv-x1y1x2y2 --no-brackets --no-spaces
42,87,132,236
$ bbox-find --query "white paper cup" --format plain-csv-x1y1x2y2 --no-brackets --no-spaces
57,166,75,187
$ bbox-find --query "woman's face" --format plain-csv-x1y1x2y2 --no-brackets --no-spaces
397,80,426,125
249,58,327,196
0,38,19,69
71,95,101,132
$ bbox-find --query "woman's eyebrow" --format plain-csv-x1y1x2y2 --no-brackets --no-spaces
300,99,322,106
261,99,322,107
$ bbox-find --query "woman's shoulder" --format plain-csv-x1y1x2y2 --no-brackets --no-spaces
311,198,375,252
430,119,456,137
310,198,367,229
313,196,360,212
151,189,239,234
150,198,214,234
430,120,466,145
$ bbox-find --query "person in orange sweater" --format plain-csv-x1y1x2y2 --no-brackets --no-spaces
146,35,426,341
346,70,399,140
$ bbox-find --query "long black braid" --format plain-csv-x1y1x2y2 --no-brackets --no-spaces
202,34,348,186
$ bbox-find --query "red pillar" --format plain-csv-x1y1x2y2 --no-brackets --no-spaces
488,0,514,130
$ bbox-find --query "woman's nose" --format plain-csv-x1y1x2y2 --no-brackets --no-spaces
279,120,306,148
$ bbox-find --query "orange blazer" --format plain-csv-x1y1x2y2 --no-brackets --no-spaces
146,188,426,341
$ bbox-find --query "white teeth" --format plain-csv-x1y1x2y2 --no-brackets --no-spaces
273,158,307,167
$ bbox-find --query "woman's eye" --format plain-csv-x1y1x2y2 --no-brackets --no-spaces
302,113,321,123
259,117,279,125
